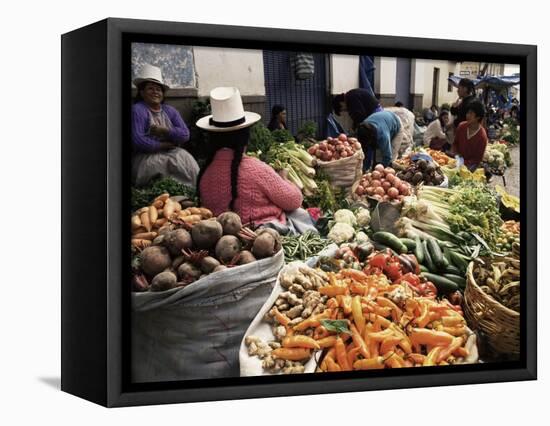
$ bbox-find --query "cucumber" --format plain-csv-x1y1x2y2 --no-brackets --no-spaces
419,264,429,273
443,274,467,289
373,232,408,254
427,238,445,269
371,241,398,256
414,236,424,264
422,272,460,294
448,250,469,273
445,264,462,275
422,240,436,272
400,238,417,252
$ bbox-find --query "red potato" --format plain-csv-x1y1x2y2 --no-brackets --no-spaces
387,187,399,199
399,183,411,195
371,170,382,180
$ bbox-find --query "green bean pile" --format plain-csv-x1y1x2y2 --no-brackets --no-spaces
282,231,331,262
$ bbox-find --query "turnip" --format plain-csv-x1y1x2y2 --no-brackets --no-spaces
139,246,172,277
216,212,243,236
164,229,192,256
215,235,242,263
177,262,202,281
252,228,281,259
191,219,223,249
213,265,228,273
237,250,257,265
200,256,221,274
151,271,178,292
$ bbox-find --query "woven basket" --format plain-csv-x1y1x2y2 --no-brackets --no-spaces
463,261,520,355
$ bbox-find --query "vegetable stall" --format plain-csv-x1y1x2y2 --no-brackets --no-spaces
129,123,521,380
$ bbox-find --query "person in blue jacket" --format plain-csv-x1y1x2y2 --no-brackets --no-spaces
356,110,404,170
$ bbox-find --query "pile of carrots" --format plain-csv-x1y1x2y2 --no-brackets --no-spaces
426,149,456,167
270,269,473,371
131,193,212,251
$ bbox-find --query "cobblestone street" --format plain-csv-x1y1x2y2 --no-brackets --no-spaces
488,145,520,198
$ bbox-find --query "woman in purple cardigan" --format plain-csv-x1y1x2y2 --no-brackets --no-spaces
131,64,199,187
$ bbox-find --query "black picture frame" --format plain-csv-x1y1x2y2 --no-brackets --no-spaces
61,17,537,407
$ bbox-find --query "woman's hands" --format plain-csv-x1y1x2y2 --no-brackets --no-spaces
149,125,170,139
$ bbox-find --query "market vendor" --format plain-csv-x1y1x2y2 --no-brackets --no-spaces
131,63,199,187
357,110,404,170
450,100,488,171
423,109,452,151
197,87,315,234
332,88,383,131
450,78,477,128
267,104,288,131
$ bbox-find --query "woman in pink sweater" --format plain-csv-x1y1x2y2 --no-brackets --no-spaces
195,87,303,226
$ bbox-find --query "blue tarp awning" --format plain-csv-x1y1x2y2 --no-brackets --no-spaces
448,74,520,89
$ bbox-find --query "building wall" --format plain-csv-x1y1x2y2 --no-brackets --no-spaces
330,54,360,94
420,60,460,109
193,46,266,97
374,57,397,106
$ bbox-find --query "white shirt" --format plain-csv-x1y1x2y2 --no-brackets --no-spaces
423,119,447,146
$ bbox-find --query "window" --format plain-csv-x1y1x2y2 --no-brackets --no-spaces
448,72,454,92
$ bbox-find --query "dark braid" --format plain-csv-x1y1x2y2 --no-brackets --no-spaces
197,127,250,211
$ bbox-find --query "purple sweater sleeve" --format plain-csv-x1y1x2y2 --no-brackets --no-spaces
131,103,190,153
131,103,160,153
164,105,190,145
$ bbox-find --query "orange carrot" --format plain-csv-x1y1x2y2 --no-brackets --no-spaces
353,356,385,370
335,337,351,371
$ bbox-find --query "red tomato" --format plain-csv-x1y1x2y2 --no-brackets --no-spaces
369,253,390,269
401,273,420,287
384,262,402,281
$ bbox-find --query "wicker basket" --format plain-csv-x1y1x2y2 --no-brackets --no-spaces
463,261,520,355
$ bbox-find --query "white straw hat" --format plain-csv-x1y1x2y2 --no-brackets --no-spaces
133,63,170,91
196,87,261,132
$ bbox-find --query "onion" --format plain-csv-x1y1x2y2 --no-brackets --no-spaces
386,174,396,184
371,179,381,187
338,133,347,142
393,177,402,188
374,187,385,196
385,167,396,175
382,181,392,191
371,171,382,180
374,164,385,172
356,185,365,195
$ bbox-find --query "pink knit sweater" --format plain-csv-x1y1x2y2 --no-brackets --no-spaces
199,148,303,224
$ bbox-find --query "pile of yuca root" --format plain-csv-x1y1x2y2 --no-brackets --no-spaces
246,267,475,373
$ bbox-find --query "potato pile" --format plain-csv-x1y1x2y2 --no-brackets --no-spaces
131,193,212,251
354,164,411,202
396,158,445,186
132,205,282,292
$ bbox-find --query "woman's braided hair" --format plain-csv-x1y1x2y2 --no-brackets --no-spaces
197,127,250,211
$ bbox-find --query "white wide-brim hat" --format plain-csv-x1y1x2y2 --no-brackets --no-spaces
133,63,170,91
196,87,261,132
